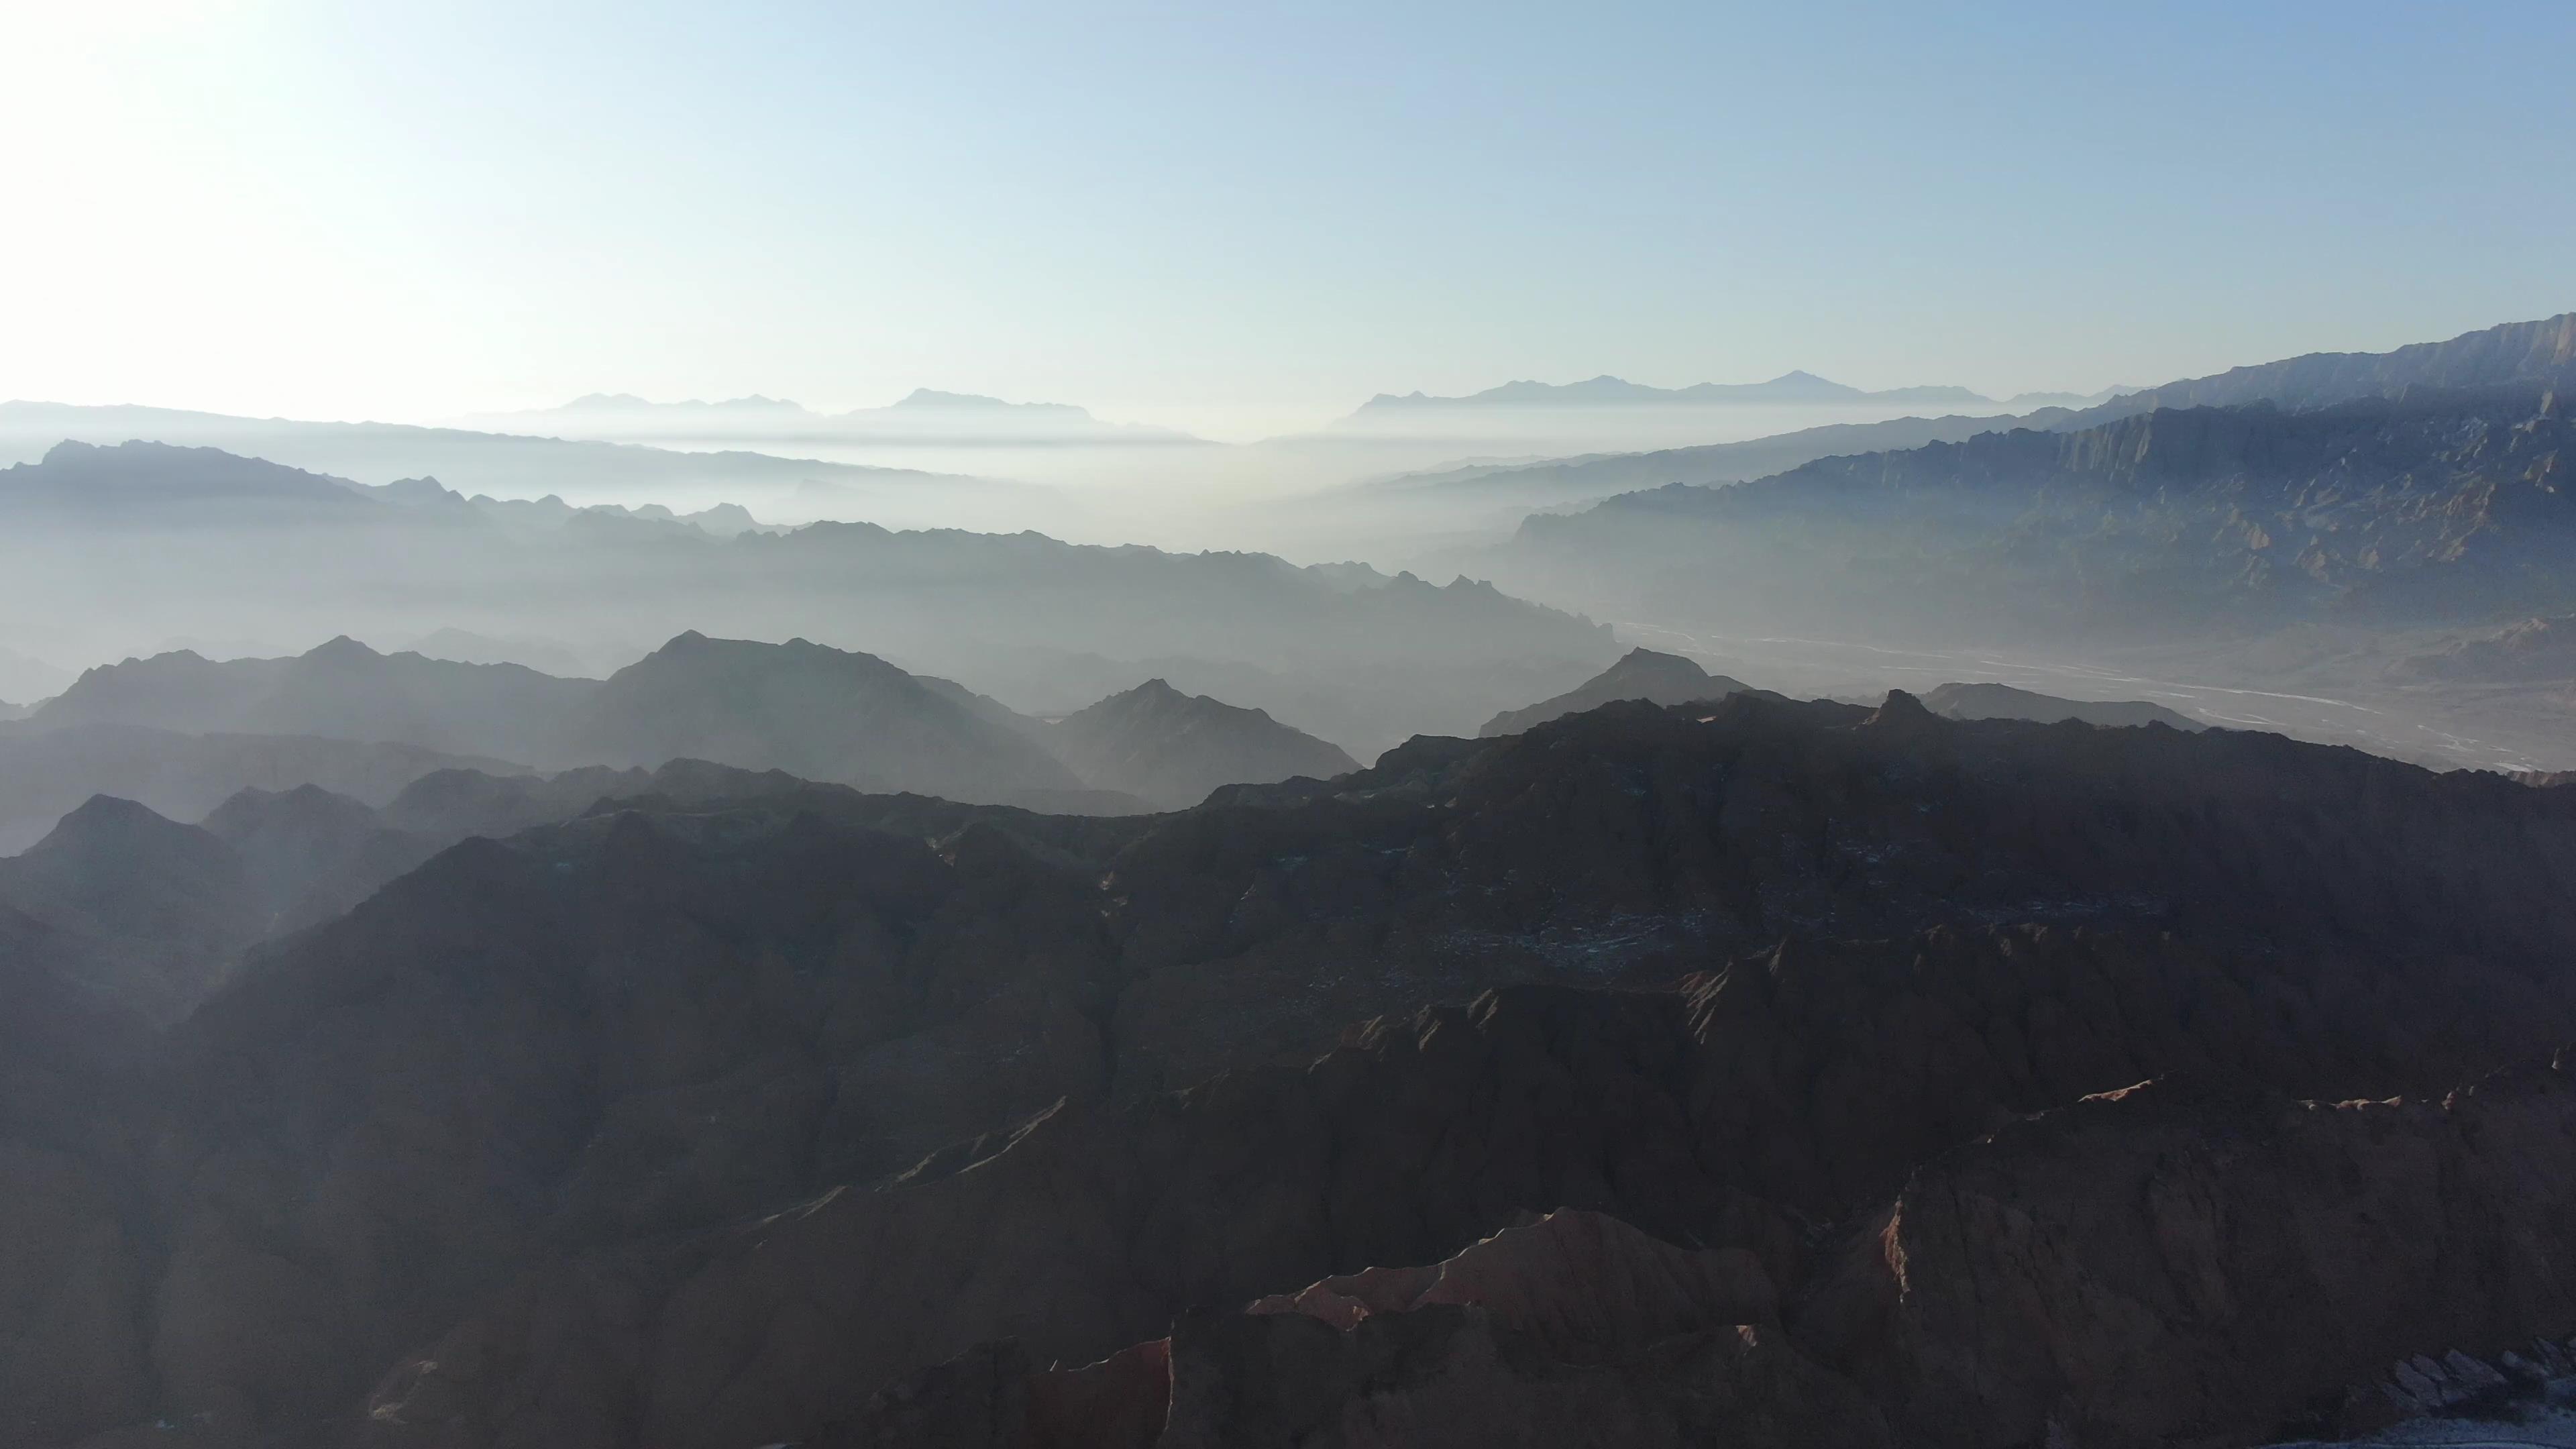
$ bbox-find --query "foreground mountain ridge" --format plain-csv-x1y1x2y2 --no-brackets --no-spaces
7,692,2576,1445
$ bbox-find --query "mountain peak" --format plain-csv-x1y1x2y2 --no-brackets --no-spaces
1052,680,1358,808
303,635,384,665
891,388,1092,419
1479,649,1752,737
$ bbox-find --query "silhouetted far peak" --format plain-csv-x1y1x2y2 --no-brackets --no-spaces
1049,678,1360,809
1479,647,1753,737
569,633,1083,803
1356,371,2000,415
892,388,1092,419
0,439,372,513
300,635,382,665
549,392,813,417
36,793,201,850
201,781,381,841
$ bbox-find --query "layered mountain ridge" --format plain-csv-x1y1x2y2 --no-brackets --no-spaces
6,692,2576,1446
1501,384,2575,642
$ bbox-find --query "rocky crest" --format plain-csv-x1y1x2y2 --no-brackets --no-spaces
9,697,2576,1446
1479,646,1754,737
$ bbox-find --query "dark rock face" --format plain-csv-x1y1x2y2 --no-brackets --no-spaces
1478,647,1753,737
1797,1063,2576,1448
13,697,2576,1447
1042,679,1359,810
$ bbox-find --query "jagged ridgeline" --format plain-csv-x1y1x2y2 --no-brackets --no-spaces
1488,315,2576,641
9,692,2576,1446
0,441,1615,759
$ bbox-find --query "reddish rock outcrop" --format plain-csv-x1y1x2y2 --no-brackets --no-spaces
1797,1061,2576,1448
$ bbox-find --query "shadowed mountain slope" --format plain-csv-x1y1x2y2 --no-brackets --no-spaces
1480,647,1753,736
1043,679,1360,809
3,695,2575,1444
560,632,1088,804
0,724,509,855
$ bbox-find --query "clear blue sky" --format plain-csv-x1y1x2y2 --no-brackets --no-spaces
5,0,2569,437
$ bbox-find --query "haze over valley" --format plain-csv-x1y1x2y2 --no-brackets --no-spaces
7,4,2576,1447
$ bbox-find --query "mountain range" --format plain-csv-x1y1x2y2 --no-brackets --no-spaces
9,687,2576,1446
1351,372,2133,415
474,386,1210,446
0,404,1037,531
0,722,516,855
1374,313,2576,521
0,440,1616,755
13,632,1409,821
1497,382,2576,643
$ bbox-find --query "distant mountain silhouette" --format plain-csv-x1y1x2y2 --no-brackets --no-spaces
1353,372,2004,413
1480,647,1754,736
0,644,71,706
474,387,1205,445
0,722,518,856
1381,314,2576,515
547,392,815,417
0,402,1010,519
0,440,1611,753
1044,679,1360,808
892,388,1093,418
34,636,592,762
1919,682,2204,731
559,632,1089,804
0,439,370,518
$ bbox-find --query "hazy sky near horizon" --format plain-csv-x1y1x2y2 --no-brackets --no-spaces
4,0,2571,440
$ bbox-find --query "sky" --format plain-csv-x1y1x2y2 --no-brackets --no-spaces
3,0,2571,441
